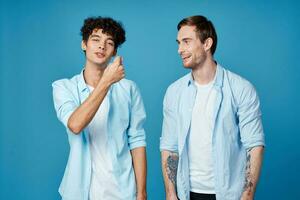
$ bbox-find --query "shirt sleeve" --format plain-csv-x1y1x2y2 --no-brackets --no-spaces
127,82,147,150
237,81,265,150
52,80,78,131
160,87,178,152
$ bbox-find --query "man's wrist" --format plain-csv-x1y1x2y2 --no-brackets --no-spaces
98,77,112,89
137,189,146,195
166,191,177,200
241,189,254,200
136,191,147,200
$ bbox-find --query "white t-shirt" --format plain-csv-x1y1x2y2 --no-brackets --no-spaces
188,80,217,194
87,86,121,200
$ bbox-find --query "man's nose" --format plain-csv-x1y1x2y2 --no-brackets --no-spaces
99,41,105,50
178,44,183,55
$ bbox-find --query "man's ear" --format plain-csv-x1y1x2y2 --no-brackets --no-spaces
81,40,87,51
204,37,213,52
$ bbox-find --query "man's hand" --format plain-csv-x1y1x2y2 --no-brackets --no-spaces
101,56,125,85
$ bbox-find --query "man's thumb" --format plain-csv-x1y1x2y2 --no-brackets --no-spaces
113,56,121,66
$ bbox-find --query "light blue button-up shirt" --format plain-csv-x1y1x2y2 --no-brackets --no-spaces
52,70,146,200
160,64,265,200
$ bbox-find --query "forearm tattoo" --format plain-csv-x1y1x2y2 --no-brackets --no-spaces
243,149,254,192
166,153,179,187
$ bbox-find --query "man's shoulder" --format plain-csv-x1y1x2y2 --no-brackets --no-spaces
166,73,191,94
224,67,254,90
52,73,81,90
222,67,258,103
118,78,136,87
115,78,138,91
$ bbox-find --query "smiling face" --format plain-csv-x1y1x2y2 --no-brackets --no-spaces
177,25,208,69
82,28,116,67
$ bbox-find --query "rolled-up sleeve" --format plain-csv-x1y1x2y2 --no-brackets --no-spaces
237,82,265,150
160,87,178,152
52,80,77,130
127,83,147,150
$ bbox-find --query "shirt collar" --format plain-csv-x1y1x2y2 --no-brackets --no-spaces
78,69,88,92
187,63,224,88
77,69,114,94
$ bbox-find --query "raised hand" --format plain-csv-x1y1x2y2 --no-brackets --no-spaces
101,56,125,85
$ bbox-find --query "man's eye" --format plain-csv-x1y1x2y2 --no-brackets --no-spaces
107,42,114,46
92,39,99,42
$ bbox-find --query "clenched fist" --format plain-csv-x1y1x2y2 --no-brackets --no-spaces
102,56,125,85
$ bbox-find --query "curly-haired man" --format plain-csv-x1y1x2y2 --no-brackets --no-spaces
52,17,147,200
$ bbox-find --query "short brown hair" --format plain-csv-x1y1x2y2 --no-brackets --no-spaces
177,15,217,55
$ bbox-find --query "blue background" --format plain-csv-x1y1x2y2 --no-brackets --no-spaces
1,0,299,199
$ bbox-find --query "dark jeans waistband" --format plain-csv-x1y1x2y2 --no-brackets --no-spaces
190,191,216,200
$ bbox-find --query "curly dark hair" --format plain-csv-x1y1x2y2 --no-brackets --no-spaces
80,16,126,49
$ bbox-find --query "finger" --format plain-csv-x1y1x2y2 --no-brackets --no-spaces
118,65,124,70
120,68,125,75
113,56,121,66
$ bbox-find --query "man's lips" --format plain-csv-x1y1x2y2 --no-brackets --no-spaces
181,55,191,62
95,52,105,58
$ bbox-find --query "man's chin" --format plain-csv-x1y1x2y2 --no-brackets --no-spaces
95,61,109,67
94,57,110,64
183,63,192,69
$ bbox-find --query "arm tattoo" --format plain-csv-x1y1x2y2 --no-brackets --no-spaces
243,149,254,192
166,153,179,187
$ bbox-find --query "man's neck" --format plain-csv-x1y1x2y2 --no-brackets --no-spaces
192,58,217,85
83,61,107,88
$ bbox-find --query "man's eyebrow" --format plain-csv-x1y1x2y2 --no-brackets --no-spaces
89,34,114,42
182,37,192,41
176,37,192,43
90,34,100,38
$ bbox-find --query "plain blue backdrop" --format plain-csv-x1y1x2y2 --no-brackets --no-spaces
1,0,299,199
